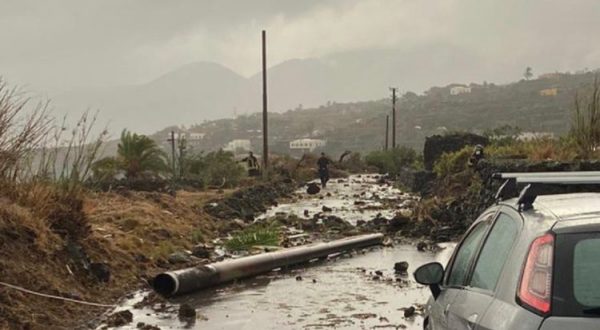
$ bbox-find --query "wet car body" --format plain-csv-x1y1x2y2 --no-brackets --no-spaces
416,192,600,330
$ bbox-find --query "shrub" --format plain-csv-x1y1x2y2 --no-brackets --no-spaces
485,138,580,161
571,76,600,156
365,146,420,176
185,150,245,188
433,146,472,178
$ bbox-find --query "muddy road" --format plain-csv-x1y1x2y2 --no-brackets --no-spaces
100,175,455,330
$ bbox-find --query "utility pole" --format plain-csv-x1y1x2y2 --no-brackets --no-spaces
262,30,269,178
389,87,398,148
177,135,187,178
168,131,176,178
385,115,389,151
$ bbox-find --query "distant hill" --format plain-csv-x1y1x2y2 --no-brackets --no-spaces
146,71,598,157
51,44,516,135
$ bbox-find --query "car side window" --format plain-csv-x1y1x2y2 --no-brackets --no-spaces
447,220,490,287
469,213,519,291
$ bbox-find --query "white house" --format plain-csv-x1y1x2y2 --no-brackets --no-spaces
224,139,251,153
450,86,472,95
289,139,326,152
185,132,205,147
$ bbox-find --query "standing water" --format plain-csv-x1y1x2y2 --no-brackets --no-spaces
101,175,455,330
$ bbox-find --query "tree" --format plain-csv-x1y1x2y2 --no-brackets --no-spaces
524,67,534,80
117,130,168,179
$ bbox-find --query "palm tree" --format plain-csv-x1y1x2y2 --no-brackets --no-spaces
117,130,168,179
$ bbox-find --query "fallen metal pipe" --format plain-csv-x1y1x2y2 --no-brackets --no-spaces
153,233,383,296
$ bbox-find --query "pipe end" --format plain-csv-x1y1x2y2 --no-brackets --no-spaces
153,273,178,296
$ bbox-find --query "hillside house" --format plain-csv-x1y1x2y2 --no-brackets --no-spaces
539,88,558,96
450,86,472,95
289,139,326,152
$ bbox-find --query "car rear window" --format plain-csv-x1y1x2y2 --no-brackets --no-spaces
553,231,600,317
573,238,600,307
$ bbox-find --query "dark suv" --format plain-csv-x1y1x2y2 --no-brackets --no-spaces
414,172,600,329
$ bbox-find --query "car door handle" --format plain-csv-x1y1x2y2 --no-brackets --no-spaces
467,313,478,330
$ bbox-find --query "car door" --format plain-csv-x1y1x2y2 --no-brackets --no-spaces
449,212,521,330
429,210,496,329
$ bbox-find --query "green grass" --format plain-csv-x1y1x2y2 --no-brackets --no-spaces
224,226,280,252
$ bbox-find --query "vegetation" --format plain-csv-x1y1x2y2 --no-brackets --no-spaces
365,146,422,176
571,76,600,157
224,225,280,252
184,149,245,187
433,146,472,178
116,129,168,178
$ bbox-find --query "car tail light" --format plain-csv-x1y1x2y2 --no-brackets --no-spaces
518,233,554,315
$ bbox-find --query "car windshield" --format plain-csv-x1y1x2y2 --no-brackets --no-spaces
553,231,600,317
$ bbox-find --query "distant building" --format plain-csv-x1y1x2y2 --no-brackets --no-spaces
539,88,558,96
186,132,205,146
223,139,251,153
164,131,205,147
450,86,472,95
289,139,326,152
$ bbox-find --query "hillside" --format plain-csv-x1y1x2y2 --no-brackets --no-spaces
49,44,524,135
147,71,598,157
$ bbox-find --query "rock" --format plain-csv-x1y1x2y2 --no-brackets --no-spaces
134,254,150,263
306,183,321,195
168,252,191,264
375,270,383,276
394,261,409,273
178,304,196,319
417,241,428,252
356,220,366,226
372,275,381,281
90,262,110,282
303,210,310,217
403,306,416,318
326,192,332,197
382,237,394,247
296,275,303,281
106,310,133,327
191,244,212,258
388,214,410,230
321,205,333,212
137,323,161,330
312,279,317,283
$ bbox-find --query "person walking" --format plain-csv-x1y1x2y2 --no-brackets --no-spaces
240,151,260,176
317,152,331,188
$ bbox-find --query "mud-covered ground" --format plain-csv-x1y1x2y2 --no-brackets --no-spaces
97,175,454,330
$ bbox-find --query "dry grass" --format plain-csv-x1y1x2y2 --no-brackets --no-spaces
0,186,227,329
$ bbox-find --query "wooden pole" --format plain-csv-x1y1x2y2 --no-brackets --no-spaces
262,30,269,177
390,87,397,148
385,115,389,151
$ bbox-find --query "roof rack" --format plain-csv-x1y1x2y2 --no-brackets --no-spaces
493,172,600,211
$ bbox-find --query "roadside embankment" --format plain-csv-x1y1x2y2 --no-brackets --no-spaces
0,178,297,330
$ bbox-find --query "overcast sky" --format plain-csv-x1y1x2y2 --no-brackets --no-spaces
2,0,600,93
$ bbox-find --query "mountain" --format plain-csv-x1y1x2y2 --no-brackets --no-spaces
52,62,247,134
49,44,584,136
